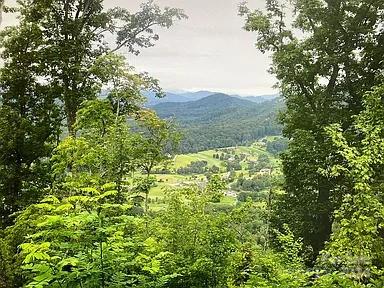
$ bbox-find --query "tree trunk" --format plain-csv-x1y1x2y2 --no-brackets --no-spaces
314,177,332,256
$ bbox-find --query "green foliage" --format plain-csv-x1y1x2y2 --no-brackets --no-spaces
0,0,186,227
2,0,384,287
50,55,178,197
152,187,237,287
3,182,277,288
11,185,180,288
241,0,384,261
0,20,61,228
177,160,208,175
0,12,182,283
232,174,271,194
205,175,226,203
10,0,186,134
318,85,384,284
135,109,180,177
266,137,288,155
228,200,269,245
312,272,371,288
153,95,283,153
228,226,308,288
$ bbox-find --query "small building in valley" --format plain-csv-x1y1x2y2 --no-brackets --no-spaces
259,168,271,175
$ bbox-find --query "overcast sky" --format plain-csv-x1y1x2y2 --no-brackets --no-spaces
2,0,277,96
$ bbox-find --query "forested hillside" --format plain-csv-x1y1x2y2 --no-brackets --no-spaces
0,0,383,288
153,93,283,152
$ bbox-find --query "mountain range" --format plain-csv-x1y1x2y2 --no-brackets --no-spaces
150,92,284,153
144,90,279,106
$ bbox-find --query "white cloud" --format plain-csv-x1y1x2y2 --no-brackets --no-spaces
121,0,277,95
1,0,278,95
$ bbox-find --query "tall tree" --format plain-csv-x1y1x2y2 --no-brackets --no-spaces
136,109,180,211
0,22,61,228
241,0,384,261
0,55,180,286
321,85,384,283
0,0,186,227
13,0,186,135
52,53,176,197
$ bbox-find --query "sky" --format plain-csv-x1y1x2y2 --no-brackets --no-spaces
2,0,278,96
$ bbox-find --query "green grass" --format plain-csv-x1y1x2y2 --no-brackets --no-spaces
173,143,271,170
173,150,223,169
221,196,236,204
147,138,282,211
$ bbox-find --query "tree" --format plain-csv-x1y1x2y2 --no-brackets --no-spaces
0,22,61,228
0,1,186,227
52,61,177,198
241,0,384,261
135,110,180,211
10,0,186,135
1,58,181,286
152,186,237,288
236,226,308,288
319,85,384,284
205,175,226,203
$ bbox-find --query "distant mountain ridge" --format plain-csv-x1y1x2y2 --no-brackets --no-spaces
144,90,278,106
152,93,284,152
154,93,254,121
240,94,280,103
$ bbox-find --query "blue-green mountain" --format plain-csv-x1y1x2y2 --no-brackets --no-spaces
152,93,284,152
144,90,278,106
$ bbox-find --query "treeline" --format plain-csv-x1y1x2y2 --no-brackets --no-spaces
176,160,206,174
265,137,288,155
181,116,281,152
247,154,271,173
231,174,271,193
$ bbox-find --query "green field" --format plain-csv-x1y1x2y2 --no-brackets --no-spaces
147,138,283,210
173,150,223,169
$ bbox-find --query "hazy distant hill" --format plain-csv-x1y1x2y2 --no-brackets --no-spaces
144,90,279,106
154,93,254,121
144,91,214,106
152,93,284,152
240,94,279,103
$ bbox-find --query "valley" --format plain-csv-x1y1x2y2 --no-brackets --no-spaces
145,136,286,211
2,0,381,286
140,91,287,211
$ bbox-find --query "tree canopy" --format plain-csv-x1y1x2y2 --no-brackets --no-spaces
241,0,384,261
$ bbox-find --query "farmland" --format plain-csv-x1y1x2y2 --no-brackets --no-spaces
146,137,284,210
